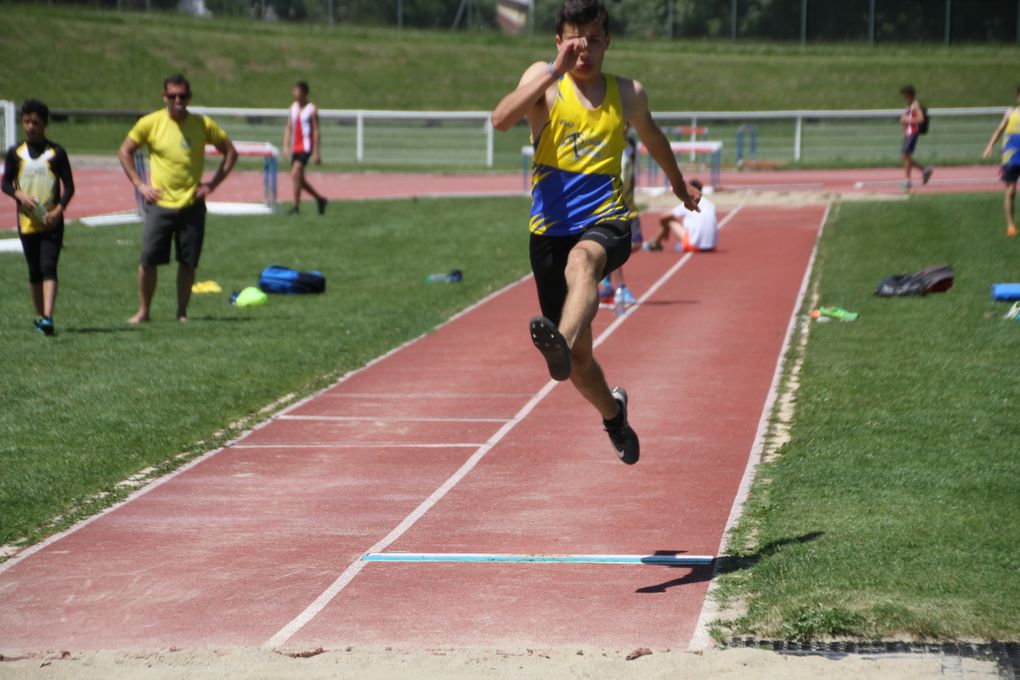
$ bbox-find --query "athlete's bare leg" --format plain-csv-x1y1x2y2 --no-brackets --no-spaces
128,265,157,324
291,162,305,208
176,264,195,322
301,175,323,201
29,282,44,318
1006,184,1017,235
42,279,57,318
558,240,619,419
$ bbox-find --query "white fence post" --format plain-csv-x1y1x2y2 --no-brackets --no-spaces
485,118,494,168
1,100,16,151
794,114,803,162
355,110,365,163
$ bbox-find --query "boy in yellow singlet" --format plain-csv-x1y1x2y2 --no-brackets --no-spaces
491,0,700,465
2,100,75,336
982,85,1020,238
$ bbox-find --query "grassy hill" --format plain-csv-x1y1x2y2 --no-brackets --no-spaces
3,5,1019,112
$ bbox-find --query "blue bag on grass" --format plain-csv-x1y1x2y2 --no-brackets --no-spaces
258,265,326,294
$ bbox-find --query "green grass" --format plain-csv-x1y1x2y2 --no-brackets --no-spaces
716,193,1020,641
4,6,1015,172
0,196,530,548
2,6,1017,111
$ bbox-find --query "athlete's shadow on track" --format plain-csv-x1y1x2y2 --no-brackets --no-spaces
635,532,825,594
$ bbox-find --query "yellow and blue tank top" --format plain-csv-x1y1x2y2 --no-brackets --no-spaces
1002,107,1020,168
530,74,634,236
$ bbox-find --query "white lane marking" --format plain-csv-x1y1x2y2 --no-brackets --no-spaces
232,443,484,449
687,203,832,652
362,552,715,565
265,205,746,649
854,177,997,188
0,274,531,575
278,415,512,423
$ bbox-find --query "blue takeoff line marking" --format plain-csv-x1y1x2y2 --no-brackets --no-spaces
362,553,715,566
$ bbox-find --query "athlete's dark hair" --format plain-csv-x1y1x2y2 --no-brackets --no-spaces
295,81,310,95
163,73,191,94
556,0,610,36
21,99,49,124
900,84,916,97
689,178,703,191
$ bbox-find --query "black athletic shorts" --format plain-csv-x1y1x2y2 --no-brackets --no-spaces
20,223,64,284
1001,164,1020,185
529,220,633,326
141,200,206,268
902,134,919,156
291,151,312,166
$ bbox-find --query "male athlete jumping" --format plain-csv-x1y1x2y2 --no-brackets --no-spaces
491,0,700,465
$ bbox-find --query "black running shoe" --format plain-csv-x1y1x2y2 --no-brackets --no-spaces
287,207,300,216
605,387,639,465
529,316,571,381
317,197,328,215
34,317,55,336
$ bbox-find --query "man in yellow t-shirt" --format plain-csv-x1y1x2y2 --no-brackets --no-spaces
118,74,237,323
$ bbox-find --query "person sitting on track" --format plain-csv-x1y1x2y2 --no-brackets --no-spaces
982,84,1020,238
491,0,700,466
283,80,328,216
2,99,75,336
899,84,933,191
645,179,717,253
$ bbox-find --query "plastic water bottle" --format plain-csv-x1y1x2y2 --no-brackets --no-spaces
613,285,626,316
424,269,463,284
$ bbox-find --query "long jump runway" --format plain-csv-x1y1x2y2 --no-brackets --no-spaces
0,205,826,652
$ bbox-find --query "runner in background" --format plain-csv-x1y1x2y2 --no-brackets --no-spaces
2,99,75,336
899,85,933,191
982,84,1020,238
283,81,328,216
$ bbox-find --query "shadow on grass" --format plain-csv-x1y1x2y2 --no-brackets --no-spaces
64,326,142,334
635,532,825,594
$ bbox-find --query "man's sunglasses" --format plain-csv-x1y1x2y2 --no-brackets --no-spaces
164,92,191,100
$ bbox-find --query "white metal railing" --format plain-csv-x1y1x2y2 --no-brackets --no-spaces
191,107,495,168
652,107,1008,163
4,103,1006,170
1,100,16,152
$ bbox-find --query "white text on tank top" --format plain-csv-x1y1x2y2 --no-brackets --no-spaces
290,102,316,153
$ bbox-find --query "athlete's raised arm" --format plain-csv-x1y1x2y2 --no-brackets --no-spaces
624,79,699,212
491,37,589,132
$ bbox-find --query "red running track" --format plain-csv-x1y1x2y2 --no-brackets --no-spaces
0,206,825,652
1,163,1000,230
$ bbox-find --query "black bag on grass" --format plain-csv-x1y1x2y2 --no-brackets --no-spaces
875,264,953,297
258,265,326,294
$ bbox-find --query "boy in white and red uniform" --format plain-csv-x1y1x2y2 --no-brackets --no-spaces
283,81,327,215
899,84,933,190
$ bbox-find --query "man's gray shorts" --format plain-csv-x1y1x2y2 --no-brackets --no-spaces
141,200,206,268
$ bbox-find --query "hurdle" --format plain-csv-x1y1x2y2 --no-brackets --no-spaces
638,140,723,188
736,124,758,167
